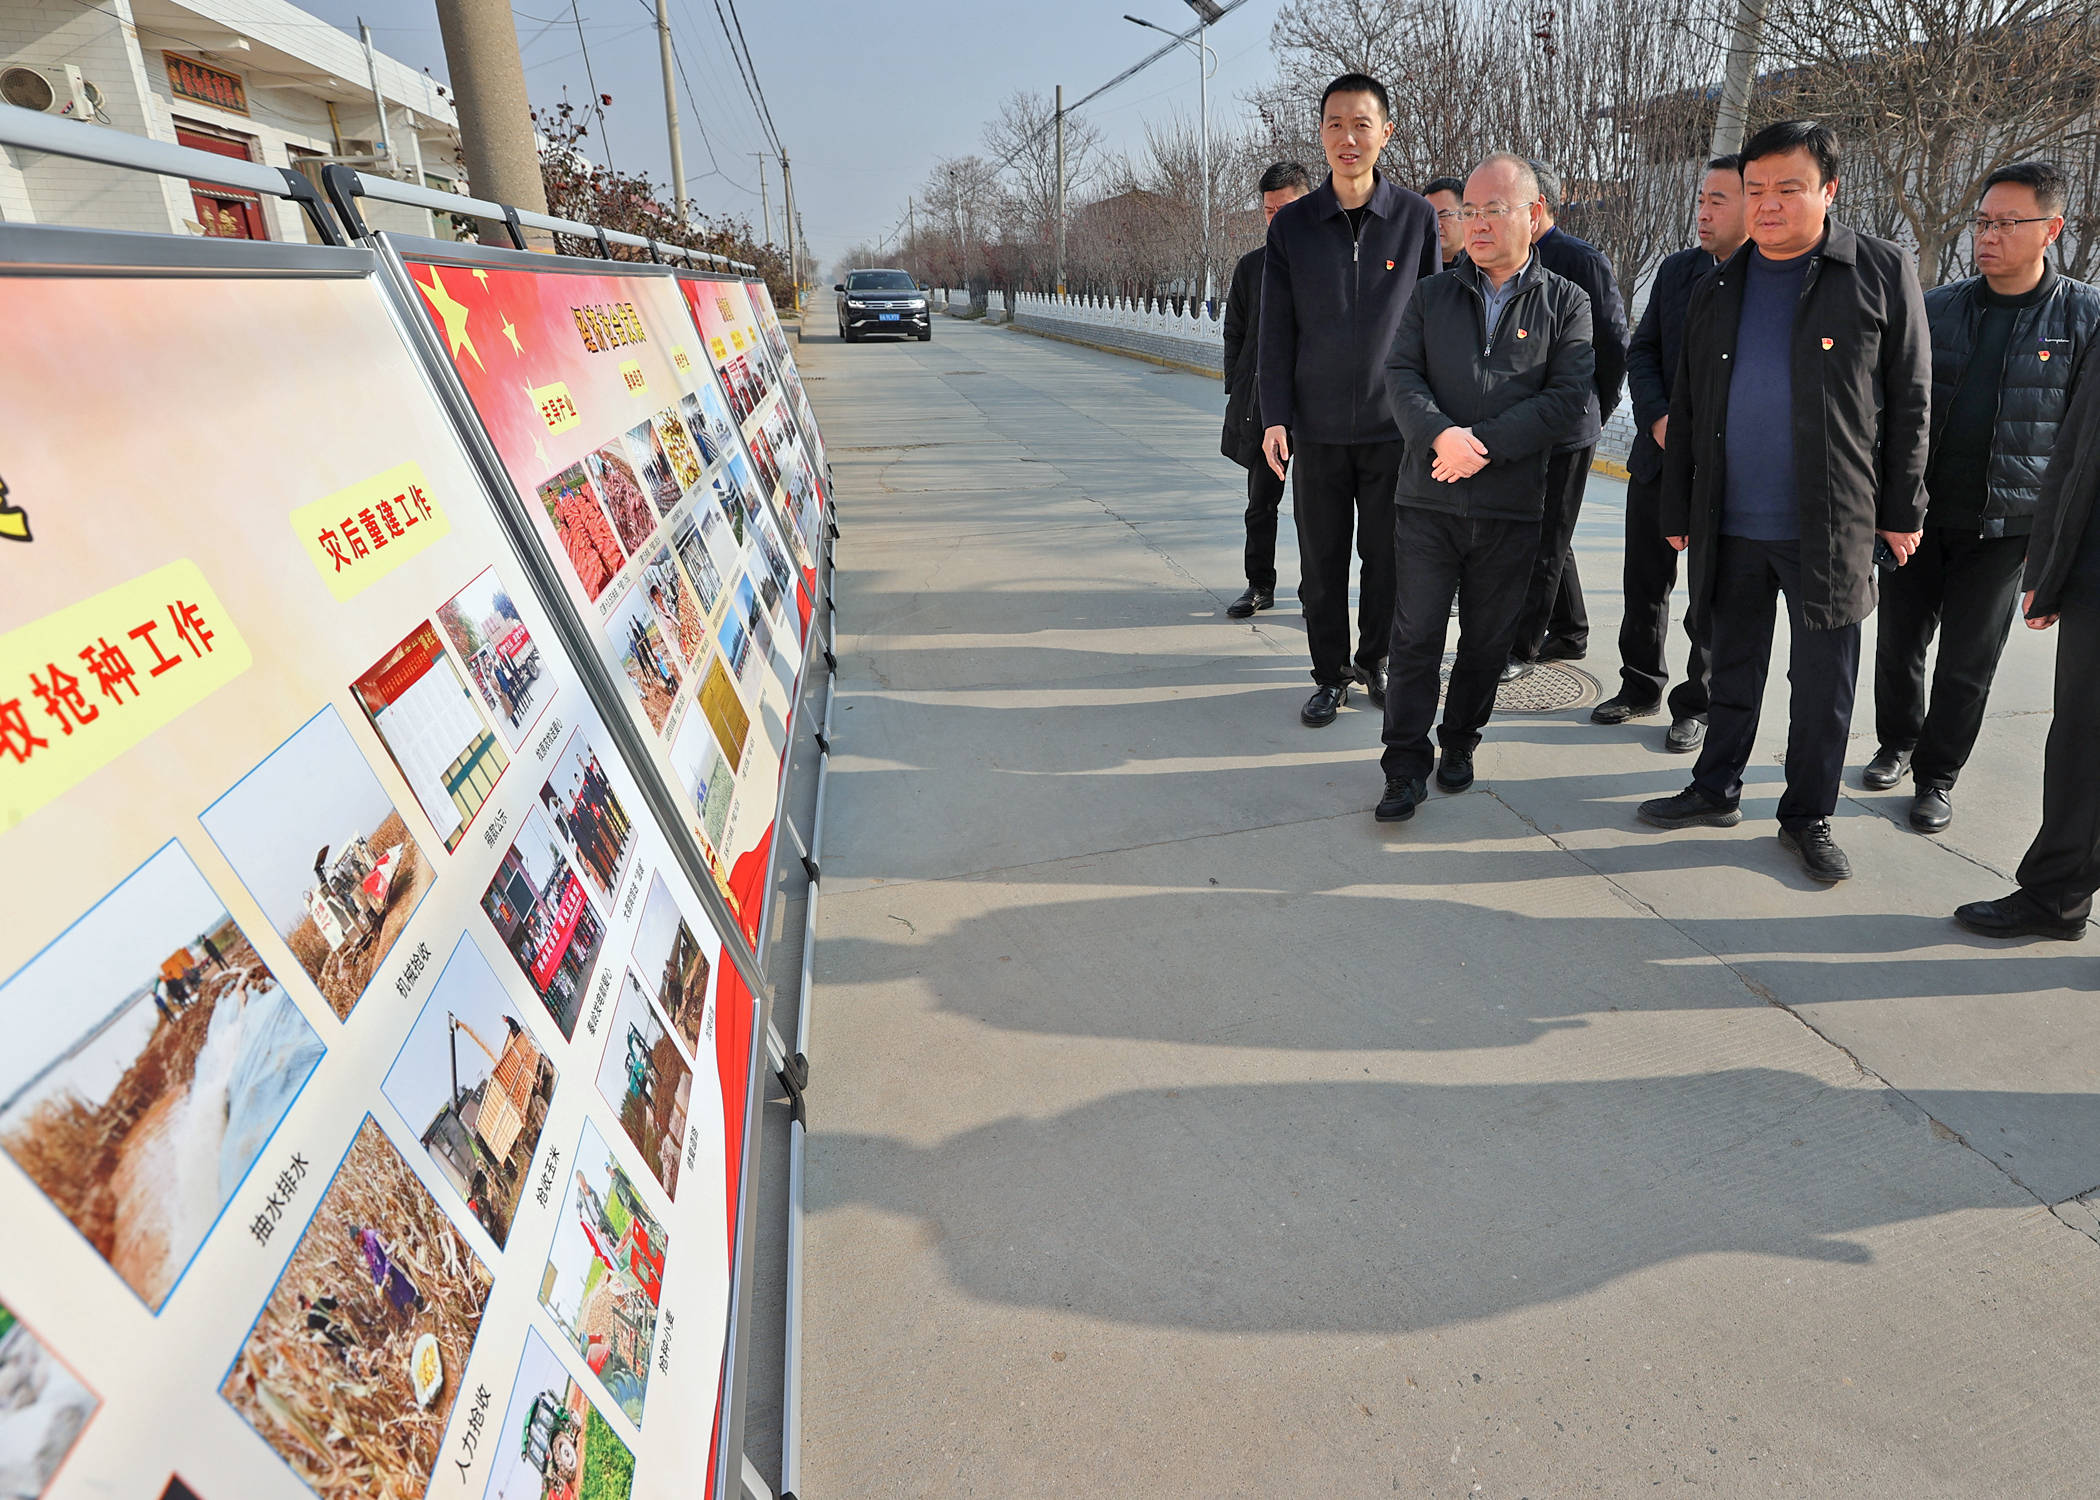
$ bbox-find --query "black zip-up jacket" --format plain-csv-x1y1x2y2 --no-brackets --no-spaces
1923,265,2100,537
2021,334,2100,616
1625,245,1721,484
1660,220,1931,633
1258,173,1440,446
1386,254,1596,520
1533,225,1628,452
1220,244,1265,469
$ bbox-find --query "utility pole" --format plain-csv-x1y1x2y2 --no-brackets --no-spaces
781,152,800,309
1054,84,1066,296
1709,0,1769,156
906,195,915,276
1197,19,1209,307
431,0,549,240
653,0,686,224
754,153,771,244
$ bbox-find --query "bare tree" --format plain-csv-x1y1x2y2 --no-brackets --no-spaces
984,89,1106,255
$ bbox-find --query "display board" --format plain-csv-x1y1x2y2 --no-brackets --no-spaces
0,236,750,1500
390,249,810,948
746,281,828,477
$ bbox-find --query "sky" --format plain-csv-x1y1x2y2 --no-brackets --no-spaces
293,0,1291,273
382,937,521,1132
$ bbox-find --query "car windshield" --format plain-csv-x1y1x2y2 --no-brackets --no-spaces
848,271,916,291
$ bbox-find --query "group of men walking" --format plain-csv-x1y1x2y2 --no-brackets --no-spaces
1217,71,2100,939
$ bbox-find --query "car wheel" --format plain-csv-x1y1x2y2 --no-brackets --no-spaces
917,328,932,342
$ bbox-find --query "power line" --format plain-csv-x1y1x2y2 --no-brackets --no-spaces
718,0,781,154
567,0,617,173
706,0,778,157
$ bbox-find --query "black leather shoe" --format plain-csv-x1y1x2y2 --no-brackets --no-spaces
1356,659,1387,706
1301,681,1349,726
1538,638,1587,662
1778,820,1852,881
1637,787,1742,829
1500,657,1535,684
1664,716,1707,753
1436,747,1474,791
1375,775,1430,821
1954,890,2088,941
1225,587,1273,619
1590,694,1662,725
1910,784,1952,833
1862,746,1911,790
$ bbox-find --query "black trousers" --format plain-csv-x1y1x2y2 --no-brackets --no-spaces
1380,505,1540,781
1512,445,1594,660
1691,536,1862,829
1241,457,1287,592
1292,439,1402,686
1871,525,2026,787
1617,471,1712,718
2015,601,2100,921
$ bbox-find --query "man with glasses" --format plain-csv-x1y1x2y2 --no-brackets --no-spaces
1375,154,1595,822
1864,160,2100,832
1421,176,1467,270
1636,120,1931,882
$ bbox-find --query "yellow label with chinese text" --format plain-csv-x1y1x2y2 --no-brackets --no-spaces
0,559,250,831
730,329,747,352
530,380,581,435
671,345,693,376
619,360,650,397
291,462,453,602
709,336,727,361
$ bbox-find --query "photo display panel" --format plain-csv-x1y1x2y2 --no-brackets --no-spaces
0,247,753,1500
744,280,829,476
396,253,809,945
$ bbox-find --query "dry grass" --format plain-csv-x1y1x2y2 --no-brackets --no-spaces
224,1117,491,1500
282,813,430,1022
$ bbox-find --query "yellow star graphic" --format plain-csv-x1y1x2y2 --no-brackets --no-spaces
414,266,483,371
532,432,550,467
502,316,524,356
472,268,490,289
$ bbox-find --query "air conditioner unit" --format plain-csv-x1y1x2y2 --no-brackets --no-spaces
1,63,103,121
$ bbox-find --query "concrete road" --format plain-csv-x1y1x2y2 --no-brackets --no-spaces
793,302,2099,1497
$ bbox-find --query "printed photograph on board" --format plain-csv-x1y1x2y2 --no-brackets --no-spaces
716,583,753,684
639,546,705,670
539,1119,667,1426
482,1328,636,1500
628,873,714,1062
200,707,435,1021
667,711,734,857
536,461,626,603
720,454,761,541
603,581,682,736
0,843,324,1311
672,517,724,618
652,405,704,496
589,439,659,554
380,938,557,1250
594,970,691,1199
681,383,735,469
695,657,750,774
481,808,607,1041
535,726,635,902
436,569,547,750
745,424,781,500
352,623,511,852
718,352,757,424
222,1116,493,1500
0,1296,98,1496
747,508,794,618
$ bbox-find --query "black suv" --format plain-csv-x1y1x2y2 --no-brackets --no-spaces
836,268,931,342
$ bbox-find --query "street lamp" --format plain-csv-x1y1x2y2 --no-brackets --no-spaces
1125,5,1220,308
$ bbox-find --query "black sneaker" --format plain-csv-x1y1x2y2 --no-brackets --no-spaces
1778,820,1853,881
1356,659,1387,706
1664,717,1707,754
1226,587,1273,619
1953,890,2088,941
1590,694,1662,725
1301,681,1349,726
1375,775,1430,821
1436,747,1474,791
1637,787,1742,829
1862,746,1911,790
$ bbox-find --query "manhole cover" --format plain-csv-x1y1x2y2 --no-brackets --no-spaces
1438,657,1599,713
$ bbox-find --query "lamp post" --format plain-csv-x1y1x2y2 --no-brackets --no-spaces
1125,0,1222,308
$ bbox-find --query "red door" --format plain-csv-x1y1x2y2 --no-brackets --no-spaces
175,127,267,239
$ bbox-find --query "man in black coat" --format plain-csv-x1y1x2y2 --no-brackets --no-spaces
1637,120,1931,882
1956,327,2100,939
1375,153,1596,823
1591,156,1745,749
1866,160,2100,832
1505,161,1628,680
1259,73,1441,727
1220,160,1312,618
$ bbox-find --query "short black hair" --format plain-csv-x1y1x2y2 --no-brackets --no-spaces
1259,160,1313,195
1983,159,2067,217
1740,120,1839,187
1706,153,1742,176
1421,175,1465,200
1320,73,1390,122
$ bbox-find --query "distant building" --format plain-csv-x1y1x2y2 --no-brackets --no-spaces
0,0,461,239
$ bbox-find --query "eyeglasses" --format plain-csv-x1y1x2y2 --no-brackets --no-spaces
1458,200,1539,223
1969,215,2056,235
1434,209,1462,222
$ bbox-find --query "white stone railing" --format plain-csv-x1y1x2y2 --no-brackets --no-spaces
1011,291,1223,347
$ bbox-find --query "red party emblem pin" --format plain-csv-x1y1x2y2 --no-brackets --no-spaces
2040,349,2052,361
1821,337,1835,349
1516,327,1529,338
1385,259,1395,270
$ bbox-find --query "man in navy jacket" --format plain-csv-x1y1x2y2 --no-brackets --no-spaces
1259,72,1440,727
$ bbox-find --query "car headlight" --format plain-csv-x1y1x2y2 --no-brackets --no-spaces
906,299,926,309
845,298,867,308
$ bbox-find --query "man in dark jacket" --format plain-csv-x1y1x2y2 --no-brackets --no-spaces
1591,155,1745,749
1259,73,1441,726
1375,153,1596,822
1866,160,2100,832
1421,175,1467,270
1505,161,1629,679
1636,120,1930,882
1956,331,2100,939
1220,160,1313,618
